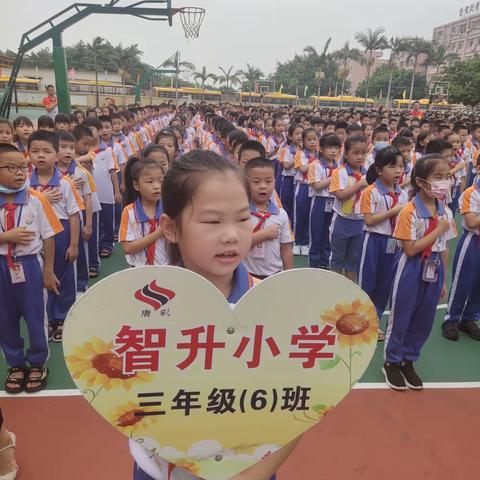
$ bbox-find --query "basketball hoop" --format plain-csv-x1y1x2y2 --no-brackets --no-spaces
178,7,205,39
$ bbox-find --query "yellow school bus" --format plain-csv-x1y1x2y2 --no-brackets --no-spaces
310,95,374,109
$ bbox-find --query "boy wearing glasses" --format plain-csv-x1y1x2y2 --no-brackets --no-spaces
0,143,62,394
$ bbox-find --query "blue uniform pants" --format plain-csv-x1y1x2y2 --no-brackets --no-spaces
88,212,100,269
294,182,310,246
273,159,283,194
99,203,114,253
309,196,333,268
0,255,49,367
280,176,294,225
444,231,480,324
385,253,444,363
133,463,276,480
47,219,76,324
359,232,399,320
114,171,123,236
329,215,363,273
77,211,89,293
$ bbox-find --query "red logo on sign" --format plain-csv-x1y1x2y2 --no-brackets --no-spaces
134,281,175,310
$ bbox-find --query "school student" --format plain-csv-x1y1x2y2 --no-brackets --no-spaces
279,123,303,228
83,116,122,259
329,135,368,282
293,128,318,256
0,143,62,394
384,154,456,391
132,149,296,480
28,130,84,342
365,125,390,169
359,147,407,340
154,129,180,165
54,113,71,132
37,115,55,132
119,158,167,267
0,118,14,144
12,117,33,163
57,129,93,294
308,133,341,268
442,160,480,342
73,124,102,278
244,157,294,278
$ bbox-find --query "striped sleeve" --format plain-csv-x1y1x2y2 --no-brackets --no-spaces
329,167,342,193
460,186,475,214
307,161,318,185
62,177,85,214
29,189,64,236
294,151,305,170
119,204,135,242
360,184,376,214
393,202,415,241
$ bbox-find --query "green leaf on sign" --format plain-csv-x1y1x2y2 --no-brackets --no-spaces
319,356,341,370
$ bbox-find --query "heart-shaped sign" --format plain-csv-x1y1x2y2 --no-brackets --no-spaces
63,266,378,479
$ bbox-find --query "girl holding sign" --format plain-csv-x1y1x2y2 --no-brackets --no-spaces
131,150,298,479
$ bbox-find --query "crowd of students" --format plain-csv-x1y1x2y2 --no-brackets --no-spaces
0,102,479,395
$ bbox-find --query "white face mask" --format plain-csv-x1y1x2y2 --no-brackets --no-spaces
375,141,389,151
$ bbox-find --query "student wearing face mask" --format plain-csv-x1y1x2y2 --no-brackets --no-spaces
383,154,456,391
365,125,390,169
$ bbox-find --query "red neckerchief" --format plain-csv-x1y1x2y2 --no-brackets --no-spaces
386,191,399,232
421,216,439,259
252,211,272,233
146,219,159,265
4,204,17,268
352,172,363,204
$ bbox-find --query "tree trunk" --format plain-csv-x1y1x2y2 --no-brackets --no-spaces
386,67,394,108
340,78,345,107
409,59,417,102
364,54,372,109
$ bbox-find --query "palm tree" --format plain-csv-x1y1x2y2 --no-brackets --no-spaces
162,52,195,94
385,37,408,107
333,41,363,104
424,41,459,80
355,27,388,107
405,37,431,101
216,66,243,102
239,63,264,101
192,66,217,100
303,38,333,66
314,70,325,97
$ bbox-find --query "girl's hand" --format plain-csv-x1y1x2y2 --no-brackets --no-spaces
65,245,79,262
360,177,368,188
441,281,447,299
1,227,35,245
43,271,60,295
265,224,280,240
82,224,93,241
437,219,451,234
73,176,84,190
392,204,404,215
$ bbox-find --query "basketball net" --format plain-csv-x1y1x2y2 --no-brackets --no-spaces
179,7,205,40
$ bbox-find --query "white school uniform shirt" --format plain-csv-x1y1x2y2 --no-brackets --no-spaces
113,133,134,159
0,188,63,256
393,196,457,253
278,144,298,177
61,160,92,200
294,150,317,184
119,199,167,267
29,168,84,221
329,164,367,220
103,139,127,169
459,181,480,235
360,180,408,236
307,158,337,197
91,147,116,205
244,201,294,277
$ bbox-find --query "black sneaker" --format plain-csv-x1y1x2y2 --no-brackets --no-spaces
382,362,407,391
442,322,459,341
400,361,423,390
458,320,480,341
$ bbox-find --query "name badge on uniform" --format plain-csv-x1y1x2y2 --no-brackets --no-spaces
324,199,333,213
422,258,439,283
9,263,26,284
253,242,266,259
386,238,397,254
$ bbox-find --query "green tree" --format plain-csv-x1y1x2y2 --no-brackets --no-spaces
405,37,431,100
192,66,217,99
356,64,427,100
239,63,264,95
424,41,459,80
444,55,480,106
385,37,408,107
22,47,54,68
216,66,243,91
355,27,388,106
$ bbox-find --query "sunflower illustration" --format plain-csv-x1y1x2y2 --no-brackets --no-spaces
109,401,158,435
321,299,378,348
294,404,334,424
66,337,152,391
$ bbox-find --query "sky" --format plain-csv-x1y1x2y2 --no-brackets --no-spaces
1,0,464,77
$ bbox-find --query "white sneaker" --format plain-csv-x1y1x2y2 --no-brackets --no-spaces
301,245,310,256
292,245,301,256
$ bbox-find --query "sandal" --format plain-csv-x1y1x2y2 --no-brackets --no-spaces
0,430,18,480
48,322,57,342
52,323,64,343
4,368,25,395
25,366,49,394
89,266,99,278
377,329,385,342
99,250,111,258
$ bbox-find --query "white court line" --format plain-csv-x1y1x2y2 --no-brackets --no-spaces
1,380,480,398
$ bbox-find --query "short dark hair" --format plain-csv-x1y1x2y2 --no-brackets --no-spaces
244,156,275,173
57,129,76,143
37,115,55,129
83,116,103,131
238,140,266,159
73,124,94,141
426,139,452,155
55,113,70,124
28,129,59,152
392,136,413,148
0,142,23,160
320,133,342,149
